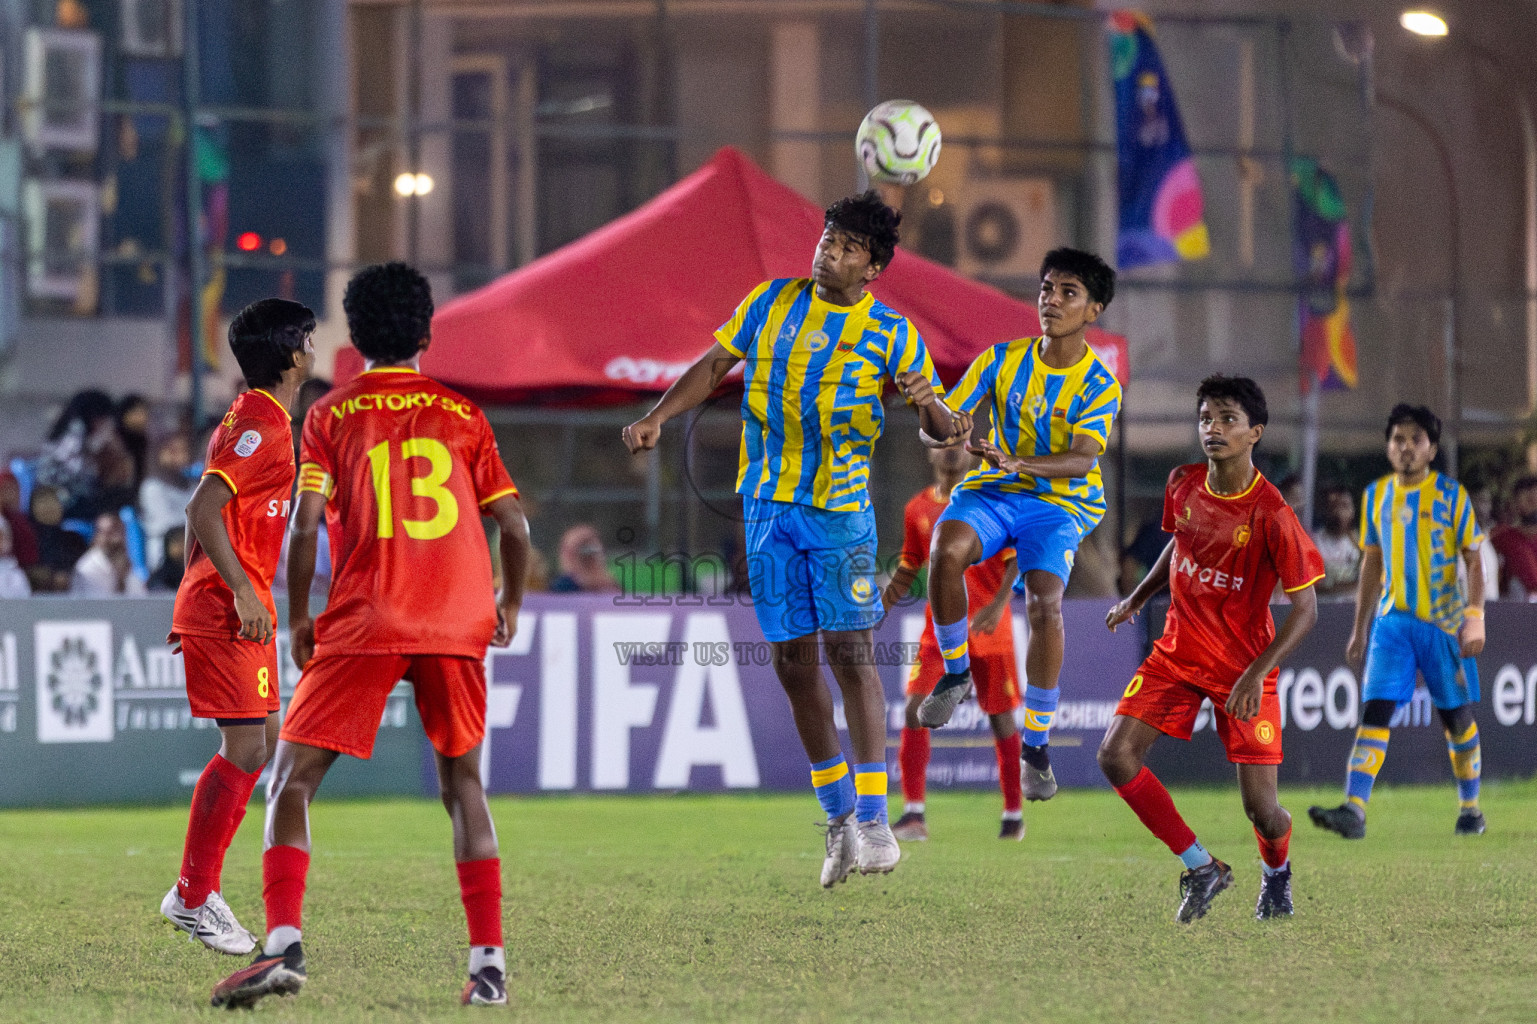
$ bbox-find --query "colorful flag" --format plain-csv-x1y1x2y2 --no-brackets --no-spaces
1108,11,1210,269
1292,157,1358,390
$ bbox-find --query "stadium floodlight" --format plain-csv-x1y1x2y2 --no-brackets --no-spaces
394,172,434,197
1399,10,1448,36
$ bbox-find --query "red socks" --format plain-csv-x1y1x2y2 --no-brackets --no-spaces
898,728,930,804
176,754,261,909
1256,825,1291,869
995,732,1022,813
456,858,504,948
1113,766,1198,856
263,845,311,933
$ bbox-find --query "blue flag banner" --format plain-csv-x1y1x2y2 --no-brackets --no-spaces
1108,11,1210,269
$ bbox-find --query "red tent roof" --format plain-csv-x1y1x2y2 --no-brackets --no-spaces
335,146,1126,404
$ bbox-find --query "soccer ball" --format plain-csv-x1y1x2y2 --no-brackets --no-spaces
855,100,941,186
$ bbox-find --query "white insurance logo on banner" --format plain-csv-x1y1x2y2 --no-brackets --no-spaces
35,621,114,743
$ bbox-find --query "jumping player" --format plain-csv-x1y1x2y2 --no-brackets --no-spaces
1100,376,1323,922
622,191,967,887
882,444,1023,840
1308,405,1487,839
211,263,530,1008
911,248,1120,803
160,299,314,953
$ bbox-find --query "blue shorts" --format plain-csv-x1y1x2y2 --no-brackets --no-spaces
936,487,1084,588
741,496,881,642
1362,610,1480,709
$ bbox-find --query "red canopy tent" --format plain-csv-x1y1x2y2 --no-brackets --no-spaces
335,146,1127,403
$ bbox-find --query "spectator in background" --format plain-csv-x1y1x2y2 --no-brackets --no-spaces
147,525,185,593
1468,486,1501,600
1491,476,1537,599
35,389,116,515
1312,484,1362,600
27,486,85,592
137,433,195,570
1278,472,1306,522
0,516,29,597
292,377,333,461
116,393,152,489
0,470,38,570
1119,516,1172,595
550,523,619,593
71,512,145,596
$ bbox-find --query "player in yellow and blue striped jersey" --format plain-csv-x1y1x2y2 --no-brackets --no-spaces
622,192,968,886
909,249,1121,806
1309,404,1489,840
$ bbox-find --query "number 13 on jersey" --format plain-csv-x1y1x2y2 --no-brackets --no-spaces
366,437,459,540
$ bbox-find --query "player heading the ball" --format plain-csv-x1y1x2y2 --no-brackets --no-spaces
911,248,1121,808
1101,376,1324,923
161,298,314,955
212,263,531,1010
623,191,968,887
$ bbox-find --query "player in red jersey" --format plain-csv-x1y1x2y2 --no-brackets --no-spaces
161,299,315,954
882,444,1022,840
212,264,529,1010
1099,376,1323,924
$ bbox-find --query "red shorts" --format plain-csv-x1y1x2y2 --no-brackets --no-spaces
177,634,280,720
1115,655,1283,765
280,654,486,760
907,636,1020,716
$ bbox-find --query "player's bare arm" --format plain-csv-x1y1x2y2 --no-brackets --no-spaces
286,489,326,669
1226,583,1318,721
896,372,969,446
881,561,922,613
1345,545,1384,671
186,474,272,645
970,432,1102,481
1461,544,1486,657
621,341,742,453
486,493,530,647
1107,538,1174,631
970,560,1019,635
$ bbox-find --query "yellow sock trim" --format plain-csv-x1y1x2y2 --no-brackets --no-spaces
854,772,888,796
1358,726,1391,742
1347,795,1367,810
810,763,849,788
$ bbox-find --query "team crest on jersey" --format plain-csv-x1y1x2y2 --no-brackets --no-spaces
850,576,875,603
1397,506,1415,526
1029,395,1049,419
234,430,262,457
221,409,237,428
806,330,830,353
1255,720,1276,744
1233,524,1252,548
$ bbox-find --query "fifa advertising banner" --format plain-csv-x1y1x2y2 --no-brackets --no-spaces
3,597,1537,806
0,598,423,806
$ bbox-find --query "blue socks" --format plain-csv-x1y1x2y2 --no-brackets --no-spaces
1022,684,1059,748
934,617,970,675
810,755,855,821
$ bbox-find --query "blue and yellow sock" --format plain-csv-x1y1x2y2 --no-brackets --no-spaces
1446,722,1481,809
810,755,855,822
1022,684,1059,749
933,617,970,675
1345,725,1390,814
854,762,888,824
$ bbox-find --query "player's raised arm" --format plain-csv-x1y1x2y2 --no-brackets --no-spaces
1107,537,1173,631
485,493,530,647
622,341,741,453
285,489,326,668
185,475,271,645
896,371,968,446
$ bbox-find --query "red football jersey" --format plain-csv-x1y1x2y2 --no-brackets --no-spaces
1151,464,1324,685
900,485,1016,651
297,367,519,658
172,389,296,640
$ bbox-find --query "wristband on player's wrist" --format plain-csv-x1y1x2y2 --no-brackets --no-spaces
1463,607,1485,620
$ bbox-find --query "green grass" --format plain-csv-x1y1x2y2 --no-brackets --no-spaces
2,783,1535,1023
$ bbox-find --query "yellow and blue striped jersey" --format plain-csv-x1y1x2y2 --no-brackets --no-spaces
715,278,942,512
1360,471,1483,634
943,337,1121,531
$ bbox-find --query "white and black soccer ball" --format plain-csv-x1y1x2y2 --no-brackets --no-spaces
855,100,942,186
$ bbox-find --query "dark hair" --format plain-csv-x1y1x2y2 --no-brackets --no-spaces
1041,248,1116,308
47,389,114,441
1195,374,1269,429
1322,482,1354,501
824,191,901,271
1385,403,1441,445
344,262,435,364
1512,475,1537,497
228,298,315,389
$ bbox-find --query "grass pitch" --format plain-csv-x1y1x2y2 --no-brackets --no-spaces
1,782,1535,1023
